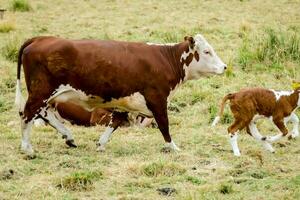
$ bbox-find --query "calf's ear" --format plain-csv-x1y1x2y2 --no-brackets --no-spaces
184,36,195,49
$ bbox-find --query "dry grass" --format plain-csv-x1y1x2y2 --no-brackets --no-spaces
0,0,300,199
0,20,15,33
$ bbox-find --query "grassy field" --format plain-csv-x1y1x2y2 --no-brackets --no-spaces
0,0,300,199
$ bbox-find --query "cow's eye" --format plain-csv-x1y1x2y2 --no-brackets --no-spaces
204,50,211,55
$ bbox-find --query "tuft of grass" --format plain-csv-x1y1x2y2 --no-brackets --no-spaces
0,96,10,113
185,176,205,185
248,170,268,179
10,0,32,12
221,112,233,124
140,161,186,177
208,104,218,123
2,37,21,62
219,183,234,194
238,28,300,71
56,171,103,191
0,21,16,33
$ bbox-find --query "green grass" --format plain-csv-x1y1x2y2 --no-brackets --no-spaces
56,171,103,191
238,28,300,72
10,0,32,12
1,37,21,62
0,0,300,199
0,21,15,33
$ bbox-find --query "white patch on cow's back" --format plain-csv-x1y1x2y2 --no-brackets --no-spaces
146,42,176,46
47,84,153,117
270,89,293,101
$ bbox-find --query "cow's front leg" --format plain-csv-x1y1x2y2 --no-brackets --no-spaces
144,91,180,152
96,112,128,151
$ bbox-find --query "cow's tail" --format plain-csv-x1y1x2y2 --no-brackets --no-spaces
211,93,234,127
15,38,35,112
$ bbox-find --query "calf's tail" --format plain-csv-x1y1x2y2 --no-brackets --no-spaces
211,93,234,127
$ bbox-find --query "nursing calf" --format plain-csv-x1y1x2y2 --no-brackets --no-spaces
15,34,226,155
34,102,153,127
212,87,300,156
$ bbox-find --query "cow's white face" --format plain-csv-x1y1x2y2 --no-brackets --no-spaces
182,34,227,80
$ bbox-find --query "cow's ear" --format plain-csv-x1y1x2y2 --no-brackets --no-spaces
184,36,195,49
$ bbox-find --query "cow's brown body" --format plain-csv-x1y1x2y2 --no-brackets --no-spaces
16,35,226,153
19,36,191,142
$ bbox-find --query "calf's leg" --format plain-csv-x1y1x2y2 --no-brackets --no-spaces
227,119,246,156
248,121,275,153
289,113,299,139
96,112,128,151
267,119,288,142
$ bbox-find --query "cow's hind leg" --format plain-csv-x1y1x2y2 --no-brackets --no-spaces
38,106,76,147
96,112,128,151
20,118,34,155
20,94,48,155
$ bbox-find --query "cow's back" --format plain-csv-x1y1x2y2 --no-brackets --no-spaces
23,36,170,99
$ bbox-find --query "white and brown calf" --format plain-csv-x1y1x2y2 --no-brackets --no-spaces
212,87,300,156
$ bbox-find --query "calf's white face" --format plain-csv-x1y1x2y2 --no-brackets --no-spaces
183,34,226,80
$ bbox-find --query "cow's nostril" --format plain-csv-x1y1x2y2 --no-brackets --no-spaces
224,65,227,70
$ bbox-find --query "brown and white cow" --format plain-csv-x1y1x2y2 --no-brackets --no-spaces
15,34,226,155
212,87,300,156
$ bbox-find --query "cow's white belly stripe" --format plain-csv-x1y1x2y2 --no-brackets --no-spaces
47,85,153,117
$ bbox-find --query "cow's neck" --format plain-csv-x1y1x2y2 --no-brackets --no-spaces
160,42,194,90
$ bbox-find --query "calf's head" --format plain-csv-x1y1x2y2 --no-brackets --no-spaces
182,34,227,80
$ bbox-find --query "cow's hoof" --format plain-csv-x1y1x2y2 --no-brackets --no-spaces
21,143,34,155
233,152,241,157
24,154,37,160
161,147,172,153
66,139,77,148
97,145,106,152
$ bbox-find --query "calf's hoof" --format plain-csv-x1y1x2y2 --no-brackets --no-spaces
288,134,298,140
66,139,77,148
